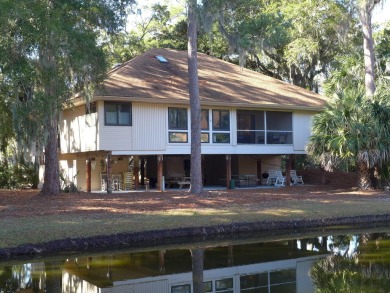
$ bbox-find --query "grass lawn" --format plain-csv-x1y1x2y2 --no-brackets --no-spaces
1,185,390,250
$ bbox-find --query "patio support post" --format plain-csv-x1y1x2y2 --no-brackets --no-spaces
226,154,231,189
257,159,262,185
157,155,163,191
286,155,291,186
86,158,91,193
140,157,145,186
134,156,139,190
106,153,112,194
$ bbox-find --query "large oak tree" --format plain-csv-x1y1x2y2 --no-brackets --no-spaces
0,0,132,195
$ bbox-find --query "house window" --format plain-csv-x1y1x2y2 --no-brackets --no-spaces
168,107,188,143
215,278,233,292
204,281,213,292
212,109,230,143
237,110,265,144
201,109,210,143
171,284,191,293
240,273,268,292
266,111,292,144
104,102,132,126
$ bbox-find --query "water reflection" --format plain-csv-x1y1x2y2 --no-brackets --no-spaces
310,233,390,292
1,231,389,293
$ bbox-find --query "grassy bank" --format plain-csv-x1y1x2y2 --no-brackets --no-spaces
1,186,390,252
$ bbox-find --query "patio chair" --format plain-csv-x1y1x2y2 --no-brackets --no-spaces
274,171,286,187
290,170,304,185
266,170,278,185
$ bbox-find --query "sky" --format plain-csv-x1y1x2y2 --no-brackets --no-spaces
134,0,389,24
373,1,390,25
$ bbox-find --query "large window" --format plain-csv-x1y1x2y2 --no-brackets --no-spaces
237,110,265,144
266,111,292,144
168,107,188,143
241,269,296,292
236,110,292,145
104,102,132,126
212,109,230,143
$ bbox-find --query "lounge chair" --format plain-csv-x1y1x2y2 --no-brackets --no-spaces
274,171,286,187
290,170,304,185
266,170,278,185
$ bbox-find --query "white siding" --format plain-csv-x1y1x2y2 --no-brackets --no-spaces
60,105,98,153
61,102,315,155
85,113,98,151
132,102,166,151
106,280,169,293
60,159,78,188
60,106,85,153
98,100,133,151
76,157,86,191
293,112,313,152
296,259,317,293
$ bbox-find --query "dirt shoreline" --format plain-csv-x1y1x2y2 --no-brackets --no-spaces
2,213,390,260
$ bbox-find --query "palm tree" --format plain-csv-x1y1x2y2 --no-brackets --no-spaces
310,233,390,292
307,87,390,189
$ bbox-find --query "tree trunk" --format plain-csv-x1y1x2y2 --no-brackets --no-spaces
157,155,164,191
358,0,378,97
106,153,112,194
187,0,203,194
191,248,204,293
39,21,61,195
41,114,60,195
44,261,63,292
86,158,91,193
358,160,373,189
286,156,291,186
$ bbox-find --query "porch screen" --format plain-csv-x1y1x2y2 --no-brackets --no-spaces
266,111,292,144
237,110,265,144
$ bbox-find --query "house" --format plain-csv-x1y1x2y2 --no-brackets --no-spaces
57,48,326,191
62,245,322,293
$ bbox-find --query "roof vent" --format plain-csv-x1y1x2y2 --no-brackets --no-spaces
112,63,122,69
155,55,169,63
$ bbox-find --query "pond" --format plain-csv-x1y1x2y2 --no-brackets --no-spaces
1,226,390,293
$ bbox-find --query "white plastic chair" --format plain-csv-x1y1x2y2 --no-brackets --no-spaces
290,170,304,185
266,170,278,185
274,171,286,187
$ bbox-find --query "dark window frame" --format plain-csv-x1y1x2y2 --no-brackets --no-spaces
104,102,132,126
168,107,188,143
212,109,230,131
168,107,188,130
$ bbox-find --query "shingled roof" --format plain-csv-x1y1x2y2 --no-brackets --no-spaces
96,48,326,111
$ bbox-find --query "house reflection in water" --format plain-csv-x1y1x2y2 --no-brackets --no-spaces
61,240,325,293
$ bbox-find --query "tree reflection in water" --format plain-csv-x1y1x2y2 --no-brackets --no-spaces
191,248,205,293
310,233,390,292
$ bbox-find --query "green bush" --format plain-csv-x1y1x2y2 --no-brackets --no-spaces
0,161,38,189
